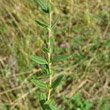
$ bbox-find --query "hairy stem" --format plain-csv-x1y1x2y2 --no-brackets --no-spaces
47,0,52,101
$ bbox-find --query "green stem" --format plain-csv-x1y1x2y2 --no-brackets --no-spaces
47,0,52,101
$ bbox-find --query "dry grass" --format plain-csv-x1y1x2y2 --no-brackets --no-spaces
0,0,110,110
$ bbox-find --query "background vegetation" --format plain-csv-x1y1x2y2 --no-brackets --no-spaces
0,0,110,110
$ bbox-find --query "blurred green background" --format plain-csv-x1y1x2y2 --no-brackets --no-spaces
0,0,110,110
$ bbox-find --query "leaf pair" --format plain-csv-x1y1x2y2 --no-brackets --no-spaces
29,54,72,65
35,16,60,30
31,75,64,89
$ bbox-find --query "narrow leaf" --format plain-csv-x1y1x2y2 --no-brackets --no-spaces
29,55,47,64
35,0,49,13
51,16,60,29
31,79,47,88
52,75,64,88
39,93,46,101
50,37,53,53
52,54,72,63
35,20,49,29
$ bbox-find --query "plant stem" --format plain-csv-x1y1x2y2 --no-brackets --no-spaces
47,0,52,101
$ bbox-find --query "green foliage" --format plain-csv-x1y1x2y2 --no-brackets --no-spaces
38,74,50,79
31,79,47,88
58,107,65,110
51,16,60,29
52,75,64,88
1,103,8,110
1,0,110,110
40,64,49,74
48,0,51,13
29,55,47,64
35,20,50,29
52,54,72,63
72,36,83,49
40,93,47,101
39,93,57,110
44,99,55,105
29,0,71,109
49,37,54,53
39,93,49,110
43,48,49,54
100,98,110,110
62,93,93,110
49,104,57,110
35,0,49,13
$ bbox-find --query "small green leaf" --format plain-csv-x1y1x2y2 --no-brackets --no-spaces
29,55,47,64
58,107,65,110
49,104,57,110
44,99,55,105
52,54,72,63
38,74,50,79
51,16,60,29
40,64,49,74
50,37,53,53
52,75,64,88
35,0,49,13
42,48,49,54
39,93,46,101
31,79,47,88
35,20,49,29
39,93,47,110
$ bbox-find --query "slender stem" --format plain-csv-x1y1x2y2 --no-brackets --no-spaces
47,0,52,101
